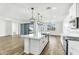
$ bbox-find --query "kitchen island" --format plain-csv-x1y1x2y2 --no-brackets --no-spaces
21,34,48,55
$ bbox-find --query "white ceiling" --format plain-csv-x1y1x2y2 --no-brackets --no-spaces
0,3,73,22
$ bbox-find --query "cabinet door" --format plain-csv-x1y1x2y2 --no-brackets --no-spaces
30,39,40,54
43,35,48,47
39,36,48,53
40,38,45,53
24,38,30,54
69,4,76,18
68,40,79,55
76,3,79,17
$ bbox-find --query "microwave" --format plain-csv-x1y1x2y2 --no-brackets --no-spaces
69,17,79,29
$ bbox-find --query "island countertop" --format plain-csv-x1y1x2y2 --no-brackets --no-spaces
21,34,45,40
42,31,61,36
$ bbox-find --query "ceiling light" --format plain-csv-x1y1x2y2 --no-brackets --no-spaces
46,7,56,10
52,7,56,10
46,7,51,10
53,16,56,18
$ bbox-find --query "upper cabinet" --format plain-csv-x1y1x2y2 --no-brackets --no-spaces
69,3,76,19
69,3,79,19
63,3,79,36
76,3,79,17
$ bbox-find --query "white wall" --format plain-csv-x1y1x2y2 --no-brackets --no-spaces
0,19,20,36
12,22,20,35
55,21,63,34
5,20,12,35
48,21,63,34
0,20,6,36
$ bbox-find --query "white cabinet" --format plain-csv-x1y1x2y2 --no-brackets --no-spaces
30,39,40,54
23,35,48,55
68,3,79,20
24,37,30,54
76,3,79,17
62,3,79,55
30,36,48,54
39,36,48,53
62,3,79,38
69,4,76,19
68,40,79,55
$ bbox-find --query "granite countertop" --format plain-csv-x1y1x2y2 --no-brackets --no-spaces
21,34,45,40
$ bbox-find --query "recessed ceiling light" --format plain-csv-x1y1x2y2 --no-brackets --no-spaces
46,7,51,10
52,7,56,10
53,16,56,18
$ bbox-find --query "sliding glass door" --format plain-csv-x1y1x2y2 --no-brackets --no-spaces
20,23,29,35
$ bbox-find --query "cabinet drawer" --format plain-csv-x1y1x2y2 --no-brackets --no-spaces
68,46,79,55
68,40,79,55
69,40,79,50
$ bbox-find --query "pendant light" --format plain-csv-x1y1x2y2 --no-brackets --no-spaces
37,13,40,24
29,7,35,23
40,16,42,22
40,15,43,24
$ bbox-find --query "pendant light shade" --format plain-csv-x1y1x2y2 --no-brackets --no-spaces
29,7,35,23
37,13,43,24
37,13,40,24
40,16,43,23
40,16,42,21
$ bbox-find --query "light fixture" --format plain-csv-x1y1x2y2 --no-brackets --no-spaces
52,7,56,10
53,15,56,18
37,13,40,24
37,13,43,24
46,7,56,10
40,15,43,24
40,16,42,21
46,7,51,10
37,13,40,20
29,7,35,23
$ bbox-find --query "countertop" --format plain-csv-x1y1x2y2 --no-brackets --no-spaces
63,33,79,38
21,34,45,40
42,31,61,36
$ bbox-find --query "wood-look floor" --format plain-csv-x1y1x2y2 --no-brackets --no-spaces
0,35,24,55
41,36,65,55
0,35,64,55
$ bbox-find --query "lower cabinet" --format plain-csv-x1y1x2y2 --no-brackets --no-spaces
30,36,48,54
68,40,79,55
24,35,48,55
39,36,48,53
